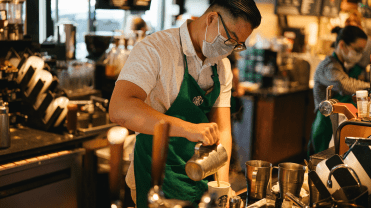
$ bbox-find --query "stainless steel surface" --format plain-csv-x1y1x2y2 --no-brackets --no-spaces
326,85,333,100
308,170,331,206
285,192,308,208
345,137,371,147
0,148,85,208
327,164,361,189
277,162,306,198
319,84,339,117
319,99,339,117
245,160,272,200
77,123,117,134
229,196,241,208
0,101,10,149
56,22,76,60
148,185,193,208
185,143,228,181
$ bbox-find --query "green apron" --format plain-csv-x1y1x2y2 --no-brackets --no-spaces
310,52,363,154
134,52,221,208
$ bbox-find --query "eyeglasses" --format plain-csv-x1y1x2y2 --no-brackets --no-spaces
346,44,364,54
218,14,247,52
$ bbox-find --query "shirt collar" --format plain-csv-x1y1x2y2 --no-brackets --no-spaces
180,20,197,57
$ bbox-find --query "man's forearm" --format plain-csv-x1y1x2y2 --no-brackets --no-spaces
110,96,191,137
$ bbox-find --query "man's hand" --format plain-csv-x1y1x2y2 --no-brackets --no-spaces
184,122,220,145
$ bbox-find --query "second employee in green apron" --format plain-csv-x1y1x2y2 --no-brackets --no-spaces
311,25,369,155
109,0,262,207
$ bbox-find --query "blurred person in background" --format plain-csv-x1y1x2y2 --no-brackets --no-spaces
131,16,148,42
344,10,371,72
331,10,371,72
310,25,369,155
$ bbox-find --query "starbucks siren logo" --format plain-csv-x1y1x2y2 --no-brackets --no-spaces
217,195,228,207
193,96,204,106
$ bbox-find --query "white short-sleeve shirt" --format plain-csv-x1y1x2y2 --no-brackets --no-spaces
117,20,233,113
118,20,233,192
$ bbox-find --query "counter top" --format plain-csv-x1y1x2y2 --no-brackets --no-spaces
243,86,312,98
0,126,104,164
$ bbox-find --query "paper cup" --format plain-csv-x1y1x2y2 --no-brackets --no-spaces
208,181,230,208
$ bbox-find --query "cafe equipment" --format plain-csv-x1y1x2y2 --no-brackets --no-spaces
0,0,8,40
7,0,24,40
245,160,272,200
95,0,152,10
0,100,10,149
229,196,242,208
12,55,69,130
107,126,129,208
85,32,113,61
318,85,362,155
147,120,194,208
55,20,76,60
276,162,306,198
308,170,331,206
185,143,228,182
327,164,369,208
316,155,359,195
285,192,309,208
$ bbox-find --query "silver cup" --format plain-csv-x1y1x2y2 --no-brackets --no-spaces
185,143,228,181
277,162,306,198
0,101,10,149
245,160,272,200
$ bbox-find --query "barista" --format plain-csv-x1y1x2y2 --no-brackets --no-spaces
310,25,369,154
109,0,262,207
131,16,148,42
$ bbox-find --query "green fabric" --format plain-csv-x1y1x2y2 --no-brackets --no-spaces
134,54,221,208
310,52,362,154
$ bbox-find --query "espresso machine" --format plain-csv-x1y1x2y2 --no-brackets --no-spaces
305,85,371,207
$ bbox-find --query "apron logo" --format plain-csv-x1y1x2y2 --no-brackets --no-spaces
217,195,228,207
193,96,204,106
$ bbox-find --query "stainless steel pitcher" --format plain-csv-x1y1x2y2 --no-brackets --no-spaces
276,162,306,198
185,143,228,181
245,160,272,200
0,101,10,149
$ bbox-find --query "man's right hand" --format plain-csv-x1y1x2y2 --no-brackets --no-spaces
184,122,220,145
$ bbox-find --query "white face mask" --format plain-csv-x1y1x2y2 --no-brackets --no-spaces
202,17,235,58
342,45,363,70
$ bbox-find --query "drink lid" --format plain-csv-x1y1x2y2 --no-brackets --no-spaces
356,90,368,98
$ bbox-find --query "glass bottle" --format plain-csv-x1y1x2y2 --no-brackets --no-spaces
356,90,368,119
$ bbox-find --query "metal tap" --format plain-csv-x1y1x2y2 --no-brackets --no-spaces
319,85,339,117
327,164,361,188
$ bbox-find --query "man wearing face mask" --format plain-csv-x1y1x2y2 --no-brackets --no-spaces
310,25,369,155
109,0,261,207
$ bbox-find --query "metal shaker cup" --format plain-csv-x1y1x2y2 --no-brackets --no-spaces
0,101,10,149
185,143,228,181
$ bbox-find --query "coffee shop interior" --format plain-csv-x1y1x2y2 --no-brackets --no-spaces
1,0,371,207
